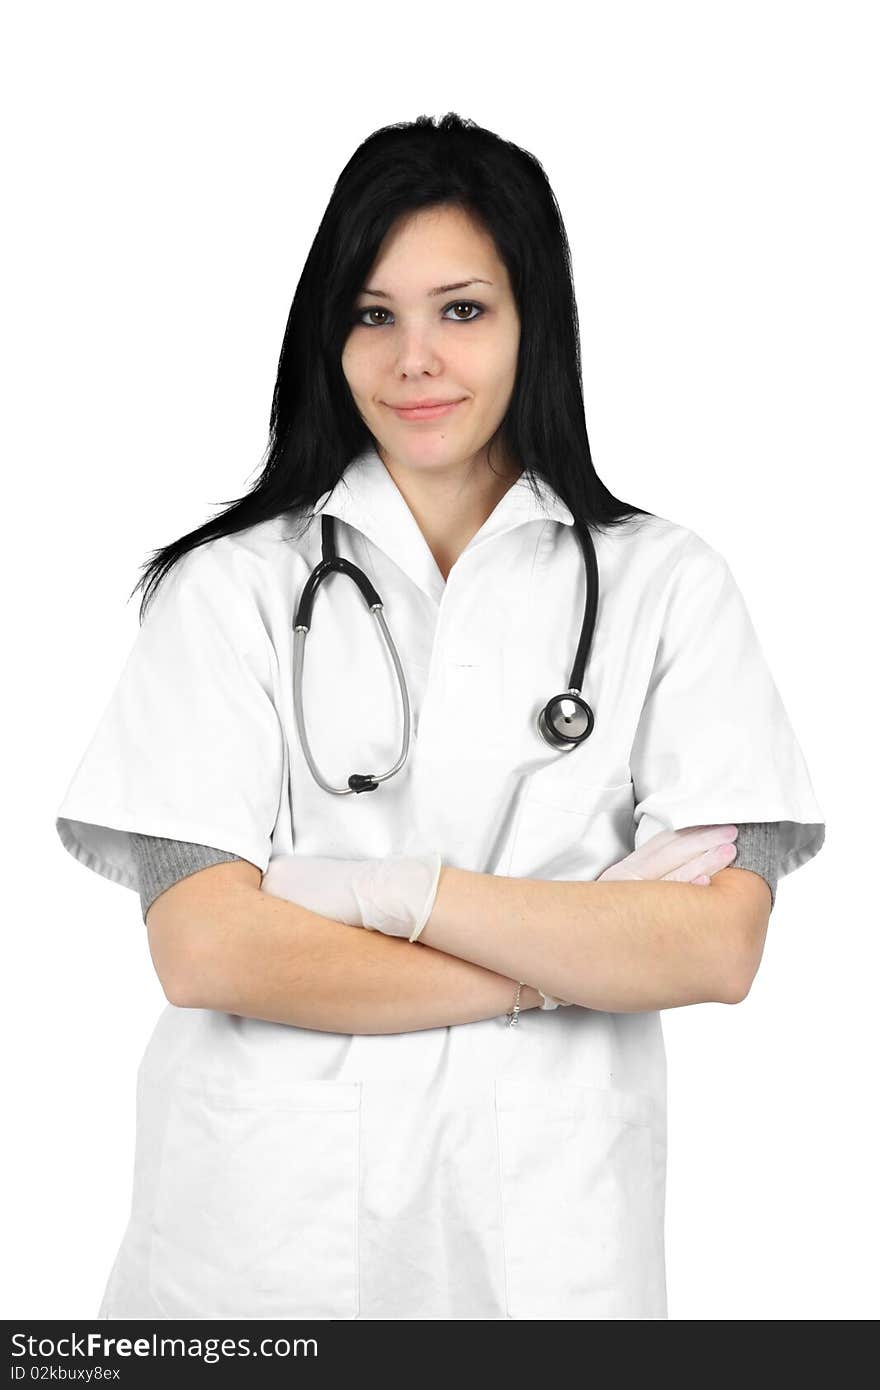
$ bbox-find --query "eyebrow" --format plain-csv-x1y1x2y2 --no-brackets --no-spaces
358,278,494,299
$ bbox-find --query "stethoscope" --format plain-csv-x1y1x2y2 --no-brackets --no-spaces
292,511,599,796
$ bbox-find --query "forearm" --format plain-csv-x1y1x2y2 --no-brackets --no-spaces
419,869,743,1011
180,884,543,1032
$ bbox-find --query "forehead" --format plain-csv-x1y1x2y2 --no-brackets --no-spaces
364,206,507,292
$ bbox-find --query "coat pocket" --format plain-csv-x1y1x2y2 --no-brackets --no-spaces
148,1076,361,1319
494,1079,665,1319
506,778,635,881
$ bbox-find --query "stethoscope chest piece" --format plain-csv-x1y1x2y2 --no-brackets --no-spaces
537,691,595,749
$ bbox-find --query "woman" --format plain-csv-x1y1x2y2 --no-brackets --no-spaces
55,113,824,1320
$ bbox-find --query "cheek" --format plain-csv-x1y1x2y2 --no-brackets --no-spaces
341,338,374,396
468,357,518,414
461,326,519,389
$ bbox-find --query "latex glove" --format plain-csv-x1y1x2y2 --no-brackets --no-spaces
536,988,570,1009
260,850,443,943
350,852,443,942
597,823,738,885
537,824,739,1009
260,853,362,925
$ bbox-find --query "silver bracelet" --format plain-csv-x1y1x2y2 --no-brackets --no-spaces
506,980,525,1026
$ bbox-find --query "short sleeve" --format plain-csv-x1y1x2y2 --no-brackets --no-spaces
55,538,285,902
629,537,825,884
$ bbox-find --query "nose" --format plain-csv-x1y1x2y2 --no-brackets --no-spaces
391,320,445,378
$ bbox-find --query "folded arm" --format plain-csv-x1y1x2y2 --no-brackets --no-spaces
419,866,771,1010
148,860,545,1034
151,857,768,1035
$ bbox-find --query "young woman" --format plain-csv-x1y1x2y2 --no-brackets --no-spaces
56,113,824,1320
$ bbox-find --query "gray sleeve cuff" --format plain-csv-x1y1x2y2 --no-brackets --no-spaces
129,832,242,924
731,822,780,911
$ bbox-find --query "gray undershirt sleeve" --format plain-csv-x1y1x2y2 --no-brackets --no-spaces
129,832,242,924
728,822,778,910
129,822,781,925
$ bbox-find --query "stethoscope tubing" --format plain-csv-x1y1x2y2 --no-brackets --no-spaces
293,505,599,795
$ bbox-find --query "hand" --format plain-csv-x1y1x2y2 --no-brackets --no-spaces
259,853,362,925
597,823,738,886
260,849,443,942
350,852,443,942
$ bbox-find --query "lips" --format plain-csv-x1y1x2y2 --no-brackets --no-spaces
387,398,466,421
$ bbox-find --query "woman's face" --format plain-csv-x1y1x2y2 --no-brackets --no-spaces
342,204,521,475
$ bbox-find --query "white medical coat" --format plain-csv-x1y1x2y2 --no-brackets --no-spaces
56,442,825,1320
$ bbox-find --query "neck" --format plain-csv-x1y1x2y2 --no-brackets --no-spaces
378,444,523,581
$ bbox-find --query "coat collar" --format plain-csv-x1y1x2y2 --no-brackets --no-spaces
311,441,574,605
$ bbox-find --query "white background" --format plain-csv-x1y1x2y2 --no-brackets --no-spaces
4,0,876,1320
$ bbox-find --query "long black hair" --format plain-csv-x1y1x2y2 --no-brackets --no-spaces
131,112,652,624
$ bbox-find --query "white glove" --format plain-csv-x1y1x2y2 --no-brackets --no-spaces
350,851,443,942
597,823,738,885
259,853,363,924
536,988,569,1010
537,824,739,1008
260,850,443,943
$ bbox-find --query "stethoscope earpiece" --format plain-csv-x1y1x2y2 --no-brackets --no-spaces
537,692,595,749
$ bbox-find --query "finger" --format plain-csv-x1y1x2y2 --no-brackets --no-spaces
637,825,738,877
660,842,738,883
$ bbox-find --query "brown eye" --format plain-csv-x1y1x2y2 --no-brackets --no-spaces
444,302,483,321
353,306,391,327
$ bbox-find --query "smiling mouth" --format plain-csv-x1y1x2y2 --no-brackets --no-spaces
386,399,466,421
